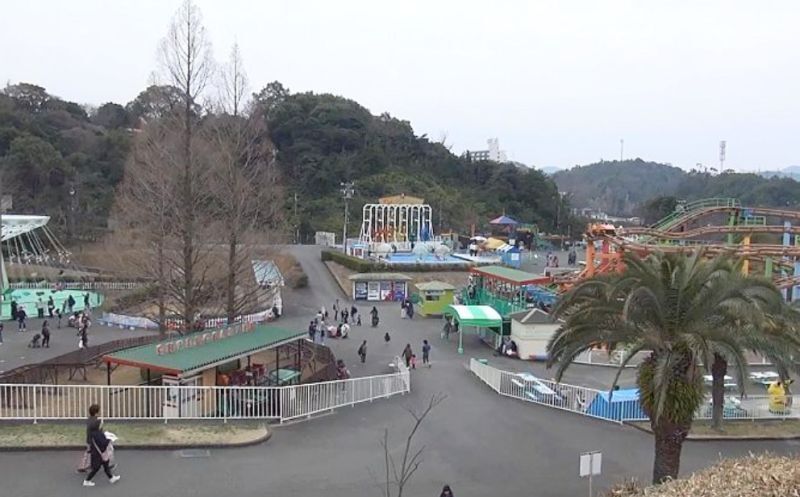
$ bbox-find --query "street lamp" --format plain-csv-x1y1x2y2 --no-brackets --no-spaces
341,182,355,254
68,185,77,242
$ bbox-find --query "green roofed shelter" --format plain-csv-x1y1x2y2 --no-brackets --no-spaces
444,305,503,354
469,265,548,285
444,305,502,327
103,324,305,379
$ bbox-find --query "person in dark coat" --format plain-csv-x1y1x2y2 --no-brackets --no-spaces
83,405,120,486
41,321,50,348
10,300,18,321
402,344,413,368
440,484,454,497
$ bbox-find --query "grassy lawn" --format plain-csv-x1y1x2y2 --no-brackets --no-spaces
631,419,800,438
0,422,268,447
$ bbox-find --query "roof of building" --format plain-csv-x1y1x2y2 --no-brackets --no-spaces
444,305,502,328
415,281,456,291
470,265,546,285
348,273,413,282
103,325,304,377
510,308,560,325
252,260,284,287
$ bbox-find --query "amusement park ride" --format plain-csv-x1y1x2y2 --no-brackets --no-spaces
558,198,800,297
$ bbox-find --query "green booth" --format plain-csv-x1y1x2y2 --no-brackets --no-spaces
416,281,456,317
443,304,503,354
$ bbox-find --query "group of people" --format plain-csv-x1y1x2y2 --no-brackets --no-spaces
400,340,431,369
545,252,560,268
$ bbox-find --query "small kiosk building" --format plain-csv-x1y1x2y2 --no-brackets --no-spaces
349,273,412,302
415,281,456,317
509,308,562,361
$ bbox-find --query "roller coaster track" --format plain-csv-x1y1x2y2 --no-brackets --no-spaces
649,198,800,234
620,224,800,239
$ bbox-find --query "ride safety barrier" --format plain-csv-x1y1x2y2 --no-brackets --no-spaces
469,359,797,424
0,367,410,423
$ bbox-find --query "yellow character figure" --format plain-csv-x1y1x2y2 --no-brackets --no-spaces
767,380,793,414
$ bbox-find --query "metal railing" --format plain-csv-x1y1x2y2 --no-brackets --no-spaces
469,359,797,424
0,366,410,423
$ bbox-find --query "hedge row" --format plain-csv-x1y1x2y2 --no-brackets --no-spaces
321,250,470,273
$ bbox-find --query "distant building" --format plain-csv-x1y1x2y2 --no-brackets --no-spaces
464,138,507,162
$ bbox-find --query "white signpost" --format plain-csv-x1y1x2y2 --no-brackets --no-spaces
579,451,602,497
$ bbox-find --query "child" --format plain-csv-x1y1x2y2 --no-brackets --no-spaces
410,354,417,369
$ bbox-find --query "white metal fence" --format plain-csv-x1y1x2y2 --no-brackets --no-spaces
469,359,797,424
0,368,410,423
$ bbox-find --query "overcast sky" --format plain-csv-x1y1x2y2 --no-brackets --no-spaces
2,1,798,171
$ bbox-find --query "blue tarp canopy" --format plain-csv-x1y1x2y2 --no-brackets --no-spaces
585,388,646,421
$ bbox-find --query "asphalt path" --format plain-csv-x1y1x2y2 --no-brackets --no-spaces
1,245,797,497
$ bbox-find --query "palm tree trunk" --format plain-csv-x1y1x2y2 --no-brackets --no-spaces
651,418,689,484
710,353,727,430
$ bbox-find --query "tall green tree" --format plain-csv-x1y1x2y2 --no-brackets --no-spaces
548,252,785,484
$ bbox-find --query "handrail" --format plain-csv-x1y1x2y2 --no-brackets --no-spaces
650,198,740,231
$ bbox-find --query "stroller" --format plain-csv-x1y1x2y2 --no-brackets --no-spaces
28,334,41,348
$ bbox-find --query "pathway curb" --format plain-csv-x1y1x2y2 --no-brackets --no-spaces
624,421,800,441
0,427,272,452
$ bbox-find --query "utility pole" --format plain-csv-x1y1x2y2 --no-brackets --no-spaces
340,182,355,254
619,139,624,162
719,140,726,171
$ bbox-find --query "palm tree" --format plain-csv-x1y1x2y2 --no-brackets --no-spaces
547,251,784,484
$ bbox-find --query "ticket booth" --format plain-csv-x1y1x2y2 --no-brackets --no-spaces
415,281,456,317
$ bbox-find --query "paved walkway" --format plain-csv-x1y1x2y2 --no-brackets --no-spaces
0,246,797,497
0,317,155,374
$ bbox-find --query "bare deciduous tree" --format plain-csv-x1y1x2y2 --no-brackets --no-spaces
159,0,215,327
375,393,446,497
209,44,281,323
113,121,180,335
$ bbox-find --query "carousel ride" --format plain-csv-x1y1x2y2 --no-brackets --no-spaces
0,214,103,318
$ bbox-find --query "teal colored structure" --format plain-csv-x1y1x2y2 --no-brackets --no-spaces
2,289,104,319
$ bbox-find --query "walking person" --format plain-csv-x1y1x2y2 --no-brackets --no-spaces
36,297,45,319
67,294,75,314
400,300,407,319
402,344,413,368
407,301,414,319
307,320,316,341
47,296,55,318
17,306,27,332
443,318,454,340
370,306,379,327
0,322,3,345
83,409,120,486
350,305,357,322
83,292,91,312
41,320,51,348
358,340,367,364
10,299,17,322
440,484,454,497
422,339,431,367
